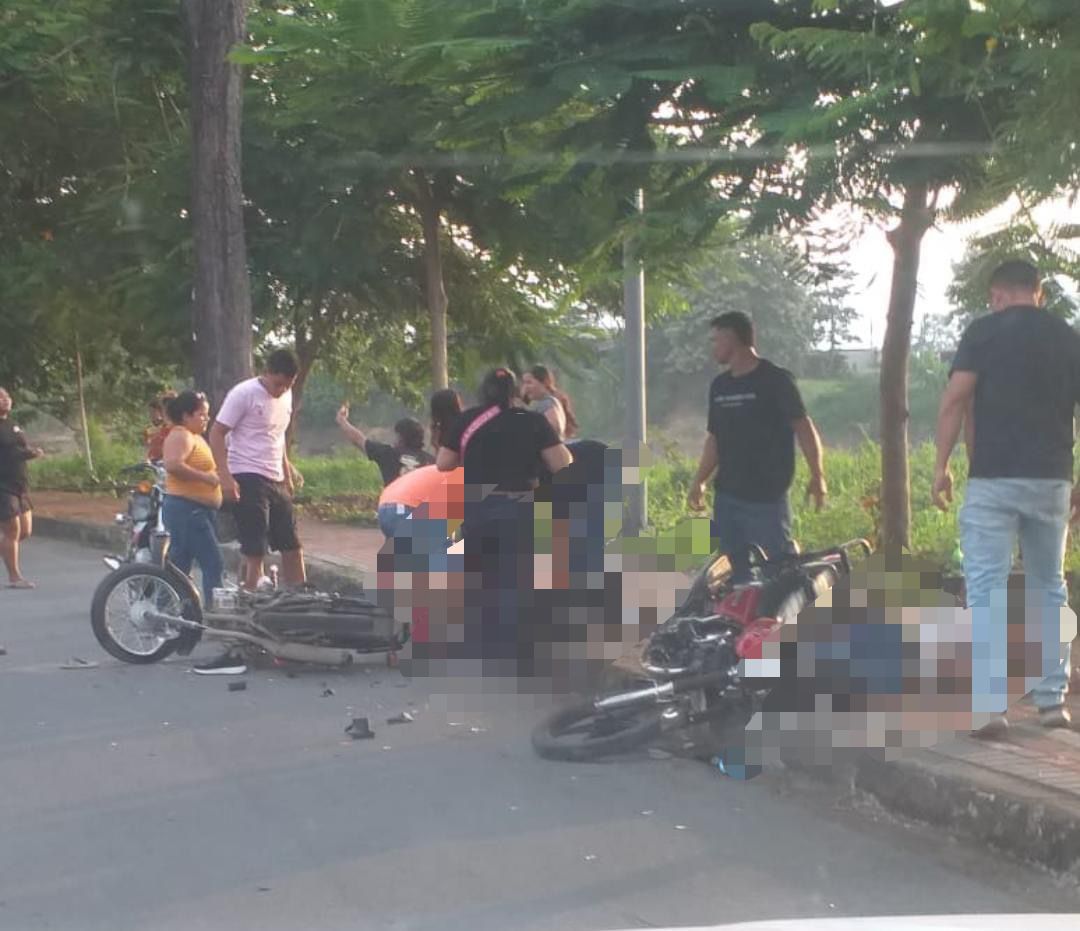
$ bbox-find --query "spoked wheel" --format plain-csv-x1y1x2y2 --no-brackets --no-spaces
91,563,201,664
531,700,664,762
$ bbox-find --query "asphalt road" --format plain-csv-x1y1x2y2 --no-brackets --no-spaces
1,537,1078,931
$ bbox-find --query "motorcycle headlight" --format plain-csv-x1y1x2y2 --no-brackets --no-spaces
129,494,153,522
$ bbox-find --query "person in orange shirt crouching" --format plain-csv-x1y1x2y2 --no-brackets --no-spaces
377,464,463,545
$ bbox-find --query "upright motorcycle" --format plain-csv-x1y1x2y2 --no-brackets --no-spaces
103,461,168,571
531,538,873,762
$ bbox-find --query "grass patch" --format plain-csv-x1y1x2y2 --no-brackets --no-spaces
29,441,142,492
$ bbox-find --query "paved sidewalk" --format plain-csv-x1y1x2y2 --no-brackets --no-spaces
818,696,1080,879
31,490,386,573
28,490,1080,879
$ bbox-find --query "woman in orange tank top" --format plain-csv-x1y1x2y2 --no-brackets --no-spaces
161,391,224,604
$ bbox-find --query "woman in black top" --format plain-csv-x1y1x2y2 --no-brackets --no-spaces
436,368,571,669
0,387,45,589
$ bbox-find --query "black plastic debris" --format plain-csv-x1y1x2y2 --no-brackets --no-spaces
386,711,414,725
61,656,98,670
321,687,335,698
345,717,375,739
228,681,247,692
0,646,7,656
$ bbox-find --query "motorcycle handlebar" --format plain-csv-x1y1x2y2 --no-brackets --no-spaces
763,538,873,576
119,462,156,476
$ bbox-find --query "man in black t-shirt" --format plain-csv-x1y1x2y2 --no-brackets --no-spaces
688,312,827,579
336,405,434,485
933,260,1080,731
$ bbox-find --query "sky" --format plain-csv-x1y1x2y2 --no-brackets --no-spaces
842,197,1078,348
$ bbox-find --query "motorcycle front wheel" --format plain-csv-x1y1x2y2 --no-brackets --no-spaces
90,563,201,664
532,701,664,762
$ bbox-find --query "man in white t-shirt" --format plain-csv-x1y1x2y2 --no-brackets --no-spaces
209,350,306,595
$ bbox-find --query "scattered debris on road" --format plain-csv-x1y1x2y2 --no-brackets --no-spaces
321,687,335,697
60,657,98,670
228,681,247,692
345,717,375,739
386,711,414,725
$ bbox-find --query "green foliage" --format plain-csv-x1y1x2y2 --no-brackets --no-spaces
29,436,142,492
948,222,1080,329
292,452,381,499
639,440,970,575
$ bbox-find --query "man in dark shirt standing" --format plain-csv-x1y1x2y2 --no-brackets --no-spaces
934,260,1080,731
688,312,827,579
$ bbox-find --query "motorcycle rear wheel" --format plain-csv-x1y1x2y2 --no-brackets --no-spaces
91,563,201,664
532,701,664,762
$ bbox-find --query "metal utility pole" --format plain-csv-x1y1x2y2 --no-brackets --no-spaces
623,189,647,535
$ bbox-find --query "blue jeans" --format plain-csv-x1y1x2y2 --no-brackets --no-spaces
712,491,794,582
162,495,223,605
377,502,414,539
463,494,534,662
380,509,451,574
959,478,1073,712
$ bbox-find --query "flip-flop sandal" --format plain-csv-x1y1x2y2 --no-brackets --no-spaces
7,580,35,590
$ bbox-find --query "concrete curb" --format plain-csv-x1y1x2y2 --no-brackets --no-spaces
32,516,370,595
33,516,128,553
787,750,1080,881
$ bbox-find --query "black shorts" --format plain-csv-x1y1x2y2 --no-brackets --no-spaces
232,473,301,557
0,490,31,522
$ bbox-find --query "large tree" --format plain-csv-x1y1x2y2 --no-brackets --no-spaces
0,0,190,409
751,0,1016,548
183,0,253,409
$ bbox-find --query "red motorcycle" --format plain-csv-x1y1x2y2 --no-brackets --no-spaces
531,538,873,762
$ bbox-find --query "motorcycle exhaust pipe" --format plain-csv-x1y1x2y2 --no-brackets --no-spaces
592,672,727,713
144,612,356,666
594,681,675,711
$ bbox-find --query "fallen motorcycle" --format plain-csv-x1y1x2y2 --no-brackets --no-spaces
531,538,873,762
90,562,407,667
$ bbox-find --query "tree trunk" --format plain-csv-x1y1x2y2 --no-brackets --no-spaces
415,171,449,391
73,333,95,478
183,0,253,412
287,321,317,451
880,182,935,549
